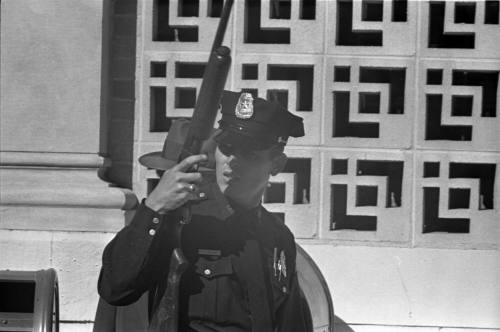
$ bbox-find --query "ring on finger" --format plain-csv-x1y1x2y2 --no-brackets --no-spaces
188,183,196,192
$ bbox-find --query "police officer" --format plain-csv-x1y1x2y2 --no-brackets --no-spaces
98,91,312,332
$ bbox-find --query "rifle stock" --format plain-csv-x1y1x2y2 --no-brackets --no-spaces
148,248,188,332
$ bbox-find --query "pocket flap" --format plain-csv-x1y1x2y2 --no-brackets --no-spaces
194,256,233,279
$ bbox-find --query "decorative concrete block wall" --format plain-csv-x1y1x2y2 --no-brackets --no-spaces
133,1,500,331
0,0,498,331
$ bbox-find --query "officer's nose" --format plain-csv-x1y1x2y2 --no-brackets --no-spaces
227,155,239,170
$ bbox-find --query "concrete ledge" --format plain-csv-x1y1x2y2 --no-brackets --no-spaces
57,322,500,332
1,154,137,201
0,151,106,168
60,323,93,332
0,206,130,232
2,185,137,210
335,324,500,332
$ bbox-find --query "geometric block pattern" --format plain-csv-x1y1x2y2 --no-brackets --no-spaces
418,60,500,152
321,150,412,243
135,0,500,247
415,152,499,248
324,57,414,148
142,0,233,52
141,52,225,142
420,0,500,58
236,0,326,53
233,55,323,146
263,148,321,238
327,0,418,56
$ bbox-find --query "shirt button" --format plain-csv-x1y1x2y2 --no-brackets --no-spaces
152,217,160,224
149,229,156,236
282,286,287,293
203,269,211,276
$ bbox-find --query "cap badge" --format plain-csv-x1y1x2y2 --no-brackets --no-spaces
235,93,254,119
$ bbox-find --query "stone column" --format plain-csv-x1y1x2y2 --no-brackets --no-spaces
0,0,136,325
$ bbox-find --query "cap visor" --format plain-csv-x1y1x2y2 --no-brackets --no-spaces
138,152,177,170
215,130,273,151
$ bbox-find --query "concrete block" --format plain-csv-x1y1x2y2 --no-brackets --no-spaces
441,329,500,332
51,232,114,321
232,54,323,147
234,0,326,54
114,14,137,37
111,58,136,79
0,230,52,269
323,57,415,149
321,149,412,244
326,0,418,56
264,147,321,238
139,0,233,53
137,51,233,142
339,325,439,332
416,59,500,152
112,79,135,99
60,323,93,332
114,0,137,15
0,206,127,233
414,151,499,249
112,36,136,56
419,1,500,59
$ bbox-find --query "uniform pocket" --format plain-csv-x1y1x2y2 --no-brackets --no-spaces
195,255,233,279
191,255,248,324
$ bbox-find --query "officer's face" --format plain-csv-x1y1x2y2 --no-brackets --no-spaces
214,143,286,208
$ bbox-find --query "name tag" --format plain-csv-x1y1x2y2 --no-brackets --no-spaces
197,249,222,257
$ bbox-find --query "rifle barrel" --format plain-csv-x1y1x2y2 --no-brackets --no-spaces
211,0,234,53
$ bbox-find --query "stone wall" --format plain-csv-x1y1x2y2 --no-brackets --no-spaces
0,0,135,330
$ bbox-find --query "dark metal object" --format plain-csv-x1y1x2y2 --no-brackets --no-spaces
0,269,59,332
148,1,234,331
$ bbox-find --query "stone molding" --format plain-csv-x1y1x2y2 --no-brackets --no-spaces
0,151,106,168
0,151,138,232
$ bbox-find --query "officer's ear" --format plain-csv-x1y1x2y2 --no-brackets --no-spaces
271,153,287,176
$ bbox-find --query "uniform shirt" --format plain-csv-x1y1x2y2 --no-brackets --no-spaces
98,181,309,332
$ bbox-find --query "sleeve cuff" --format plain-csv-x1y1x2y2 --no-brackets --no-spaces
127,199,165,236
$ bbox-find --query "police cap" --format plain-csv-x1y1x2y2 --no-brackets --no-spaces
215,90,305,150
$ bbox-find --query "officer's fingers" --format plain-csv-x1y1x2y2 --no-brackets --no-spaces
174,182,188,193
173,182,198,195
176,172,203,183
183,189,201,202
157,169,177,186
174,154,207,172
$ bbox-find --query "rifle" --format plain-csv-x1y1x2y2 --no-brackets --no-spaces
148,1,234,331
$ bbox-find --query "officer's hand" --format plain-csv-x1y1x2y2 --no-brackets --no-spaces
145,154,207,213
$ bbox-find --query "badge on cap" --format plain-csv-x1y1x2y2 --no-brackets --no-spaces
235,93,254,119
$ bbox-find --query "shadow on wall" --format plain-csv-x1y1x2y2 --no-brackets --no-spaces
101,0,137,189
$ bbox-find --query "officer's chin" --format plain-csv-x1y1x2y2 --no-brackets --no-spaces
224,182,246,202
224,182,262,208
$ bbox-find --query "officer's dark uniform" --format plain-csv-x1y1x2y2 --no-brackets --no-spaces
98,91,312,332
